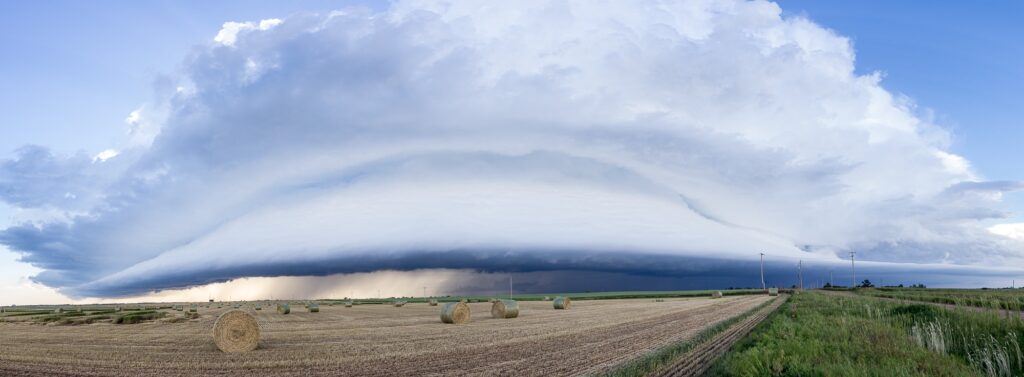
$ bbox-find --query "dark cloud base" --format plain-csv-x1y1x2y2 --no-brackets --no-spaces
77,250,1023,298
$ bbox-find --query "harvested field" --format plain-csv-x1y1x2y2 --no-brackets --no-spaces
0,295,772,377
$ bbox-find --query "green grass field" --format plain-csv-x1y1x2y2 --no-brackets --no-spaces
709,291,1024,377
856,287,1024,311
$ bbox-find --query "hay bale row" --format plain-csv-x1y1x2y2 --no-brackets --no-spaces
212,310,260,353
655,299,665,302
553,296,571,310
440,302,470,324
711,291,723,299
491,299,519,319
277,303,290,314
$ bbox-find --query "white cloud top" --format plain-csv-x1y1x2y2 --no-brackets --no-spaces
213,18,282,46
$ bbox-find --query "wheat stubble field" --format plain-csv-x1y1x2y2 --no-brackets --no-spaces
0,295,773,376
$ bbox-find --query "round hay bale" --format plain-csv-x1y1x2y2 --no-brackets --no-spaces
428,299,438,306
212,310,260,353
54,308,64,314
543,296,551,301
553,296,571,310
655,299,665,302
767,287,779,296
440,302,470,324
276,303,290,314
393,301,407,307
189,304,198,313
711,291,723,299
344,301,353,308
490,299,519,319
307,303,319,313
254,305,262,311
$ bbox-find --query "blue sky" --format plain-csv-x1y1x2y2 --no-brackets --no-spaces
1,1,1022,303
778,0,1024,220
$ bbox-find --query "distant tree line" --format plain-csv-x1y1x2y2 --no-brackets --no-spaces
822,281,927,289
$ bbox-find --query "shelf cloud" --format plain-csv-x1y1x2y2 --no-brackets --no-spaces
1,0,1021,297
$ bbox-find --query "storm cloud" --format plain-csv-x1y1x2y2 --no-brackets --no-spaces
2,0,1022,298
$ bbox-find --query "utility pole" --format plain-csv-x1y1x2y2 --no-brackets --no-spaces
849,251,857,288
798,260,803,291
509,276,513,300
760,252,766,291
830,271,833,287
423,286,427,298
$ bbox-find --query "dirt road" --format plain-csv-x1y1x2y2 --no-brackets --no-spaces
652,295,786,377
0,295,773,376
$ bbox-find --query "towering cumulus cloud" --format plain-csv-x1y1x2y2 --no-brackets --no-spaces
1,0,1021,297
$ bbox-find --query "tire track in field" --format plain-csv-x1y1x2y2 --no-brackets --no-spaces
651,295,786,377
358,295,771,377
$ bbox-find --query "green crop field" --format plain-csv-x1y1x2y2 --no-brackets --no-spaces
854,287,1024,311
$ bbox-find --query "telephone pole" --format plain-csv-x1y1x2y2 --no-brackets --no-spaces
423,286,427,298
760,252,766,290
849,251,857,288
829,271,833,287
509,276,513,300
798,260,803,290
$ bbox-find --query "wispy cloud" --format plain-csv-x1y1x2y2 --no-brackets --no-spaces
1,0,1021,298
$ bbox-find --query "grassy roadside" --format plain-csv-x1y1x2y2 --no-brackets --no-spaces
706,292,984,377
603,296,782,377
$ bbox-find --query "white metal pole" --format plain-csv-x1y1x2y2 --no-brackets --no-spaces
798,260,803,290
850,252,856,288
760,253,766,291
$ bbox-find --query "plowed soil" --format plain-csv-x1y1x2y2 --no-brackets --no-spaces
0,295,772,377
